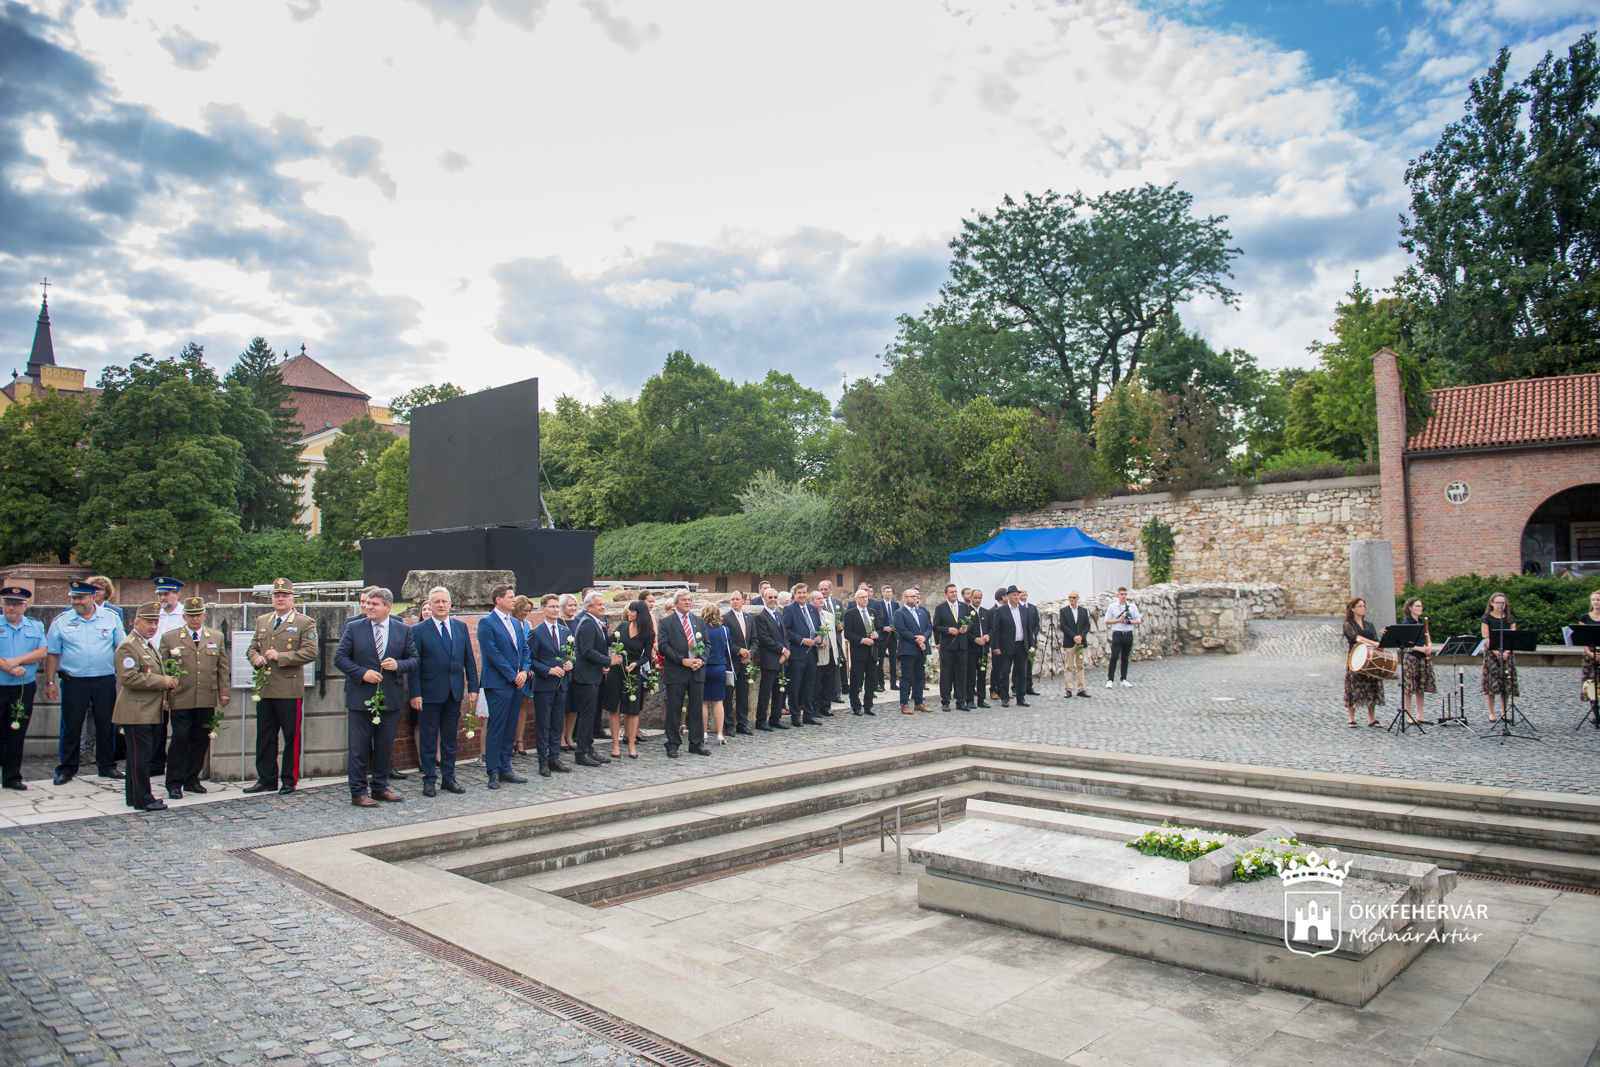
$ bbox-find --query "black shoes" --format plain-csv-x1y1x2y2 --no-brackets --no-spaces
501,772,529,784
184,781,207,793
735,725,754,736
852,709,862,716
138,800,167,812
389,770,410,780
167,787,183,800
278,783,296,795
1077,690,1090,698
423,782,438,797
863,708,875,716
441,780,466,794
772,721,790,730
549,760,572,773
802,716,822,725
487,777,501,790
1000,700,1010,707
688,743,712,756
53,774,72,786
665,747,680,759
1064,690,1074,699
100,768,125,780
755,723,773,732
242,781,275,794
977,700,991,709
1016,700,1030,707
538,764,552,778
575,753,605,767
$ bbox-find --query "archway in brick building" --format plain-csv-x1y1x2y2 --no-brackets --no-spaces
1521,483,1600,577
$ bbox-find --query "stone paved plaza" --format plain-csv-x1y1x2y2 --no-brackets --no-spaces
2,619,1598,1067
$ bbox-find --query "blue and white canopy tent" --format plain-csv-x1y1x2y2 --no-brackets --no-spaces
949,527,1135,604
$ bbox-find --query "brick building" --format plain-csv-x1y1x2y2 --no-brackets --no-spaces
1373,348,1600,587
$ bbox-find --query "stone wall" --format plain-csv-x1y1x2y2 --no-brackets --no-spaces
1007,476,1382,615
1030,583,1287,678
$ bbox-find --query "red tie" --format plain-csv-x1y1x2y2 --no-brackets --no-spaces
682,614,693,644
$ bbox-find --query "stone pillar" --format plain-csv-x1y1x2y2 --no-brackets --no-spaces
1349,540,1397,633
1372,347,1411,585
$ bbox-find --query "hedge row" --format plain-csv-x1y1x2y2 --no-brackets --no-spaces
1396,572,1600,646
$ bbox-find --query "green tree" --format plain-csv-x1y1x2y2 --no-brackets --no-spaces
927,183,1240,428
365,437,409,538
0,390,90,564
387,382,467,423
620,352,796,524
78,346,243,578
1285,371,1365,460
1239,367,1308,465
836,368,960,555
1147,383,1236,490
953,398,1066,511
884,306,1064,415
1397,35,1600,382
539,394,640,532
312,414,399,551
222,337,306,531
1092,379,1156,488
1141,314,1257,409
756,370,844,486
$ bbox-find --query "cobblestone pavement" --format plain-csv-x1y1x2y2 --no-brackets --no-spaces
4,619,1598,1067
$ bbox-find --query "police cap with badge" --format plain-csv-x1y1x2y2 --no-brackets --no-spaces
154,577,185,594
0,585,31,604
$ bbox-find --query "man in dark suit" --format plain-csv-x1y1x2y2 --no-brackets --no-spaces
893,589,932,713
818,581,847,703
964,587,992,709
405,586,479,796
782,585,823,726
478,585,532,785
569,593,617,768
752,587,790,731
1019,589,1042,695
527,594,573,778
724,591,755,736
334,586,418,807
932,583,971,711
1059,590,1093,699
658,590,710,757
874,585,899,692
843,587,880,716
988,586,1031,708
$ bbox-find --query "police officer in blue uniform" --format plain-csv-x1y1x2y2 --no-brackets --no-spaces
0,586,48,790
43,579,126,785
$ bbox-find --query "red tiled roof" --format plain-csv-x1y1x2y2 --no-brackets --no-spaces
290,392,372,437
1406,372,1600,453
279,353,368,398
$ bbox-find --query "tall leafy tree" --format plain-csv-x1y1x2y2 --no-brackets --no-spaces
1093,379,1157,488
884,307,1062,414
223,337,306,531
920,184,1239,428
78,346,243,578
1398,34,1600,382
836,368,960,555
365,437,409,538
1147,383,1236,491
1239,367,1309,464
312,414,399,551
756,370,843,487
952,398,1068,511
540,394,640,532
1140,314,1257,409
0,390,90,563
387,382,467,423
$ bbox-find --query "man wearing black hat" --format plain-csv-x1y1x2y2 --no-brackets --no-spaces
43,579,127,784
989,586,1031,708
114,603,177,811
158,596,229,800
0,587,47,790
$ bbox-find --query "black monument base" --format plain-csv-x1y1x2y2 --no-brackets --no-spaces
360,528,595,600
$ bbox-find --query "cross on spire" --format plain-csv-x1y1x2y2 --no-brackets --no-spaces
39,277,50,297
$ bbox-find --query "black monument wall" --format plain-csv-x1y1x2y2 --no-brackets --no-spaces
361,527,595,599
407,377,541,533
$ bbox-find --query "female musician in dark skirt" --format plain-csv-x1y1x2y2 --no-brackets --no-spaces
1343,598,1383,728
1480,591,1518,723
1580,589,1599,701
1399,596,1437,726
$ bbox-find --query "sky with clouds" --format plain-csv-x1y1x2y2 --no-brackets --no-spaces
1,0,1595,408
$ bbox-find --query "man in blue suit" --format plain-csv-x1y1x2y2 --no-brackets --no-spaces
476,584,531,788
334,586,418,807
782,584,823,726
894,588,933,714
406,586,479,797
527,594,576,777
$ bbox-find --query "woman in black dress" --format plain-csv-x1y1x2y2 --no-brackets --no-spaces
1480,591,1518,723
1399,596,1437,726
1343,597,1384,728
611,600,654,759
1578,589,1599,704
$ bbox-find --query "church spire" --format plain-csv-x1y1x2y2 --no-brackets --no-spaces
25,280,55,380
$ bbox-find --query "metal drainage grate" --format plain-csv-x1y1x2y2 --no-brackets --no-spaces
1458,871,1600,896
232,849,716,1067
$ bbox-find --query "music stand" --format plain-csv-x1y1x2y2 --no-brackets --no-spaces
1479,629,1540,743
1381,623,1426,735
1569,625,1600,731
1434,635,1477,728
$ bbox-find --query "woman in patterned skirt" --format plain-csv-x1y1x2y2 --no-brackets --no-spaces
1399,596,1437,726
1343,598,1384,728
1480,591,1518,723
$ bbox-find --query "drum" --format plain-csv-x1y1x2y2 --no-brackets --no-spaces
1349,645,1399,680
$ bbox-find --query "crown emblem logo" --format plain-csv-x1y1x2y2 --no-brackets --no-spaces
1275,851,1352,888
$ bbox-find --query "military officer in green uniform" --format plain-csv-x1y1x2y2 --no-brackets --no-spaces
157,596,230,800
113,603,176,811
244,578,317,794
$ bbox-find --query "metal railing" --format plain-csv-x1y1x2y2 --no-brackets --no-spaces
836,794,945,874
590,580,702,593
216,580,366,603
